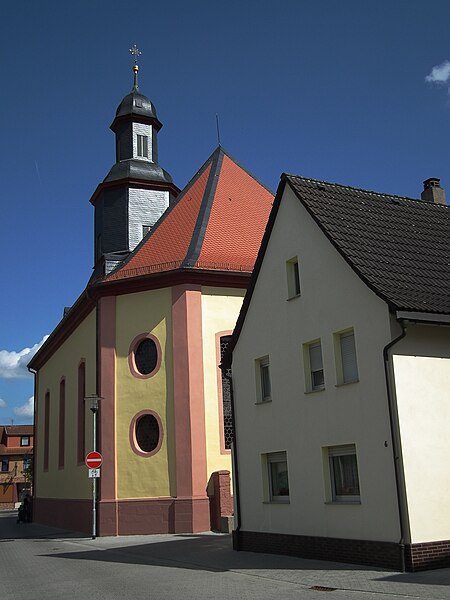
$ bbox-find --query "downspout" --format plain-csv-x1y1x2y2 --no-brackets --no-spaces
383,318,408,572
223,364,242,550
27,366,37,520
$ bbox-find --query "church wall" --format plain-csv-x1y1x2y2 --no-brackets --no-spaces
35,309,96,500
128,188,170,251
96,188,128,258
115,288,174,500
201,287,245,481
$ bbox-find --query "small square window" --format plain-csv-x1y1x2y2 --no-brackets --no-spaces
137,134,149,158
266,452,290,502
304,341,324,392
142,225,152,237
335,330,359,384
328,445,360,503
255,356,271,402
20,436,30,447
286,257,301,298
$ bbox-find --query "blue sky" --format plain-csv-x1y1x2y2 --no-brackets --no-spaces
1,0,450,424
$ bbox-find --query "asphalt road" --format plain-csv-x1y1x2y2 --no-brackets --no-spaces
2,510,450,599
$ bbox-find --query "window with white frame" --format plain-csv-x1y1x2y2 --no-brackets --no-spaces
304,341,324,391
328,444,360,503
335,329,359,384
266,451,290,502
256,356,271,402
286,257,301,298
137,134,149,158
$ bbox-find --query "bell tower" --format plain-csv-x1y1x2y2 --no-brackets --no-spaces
90,46,180,277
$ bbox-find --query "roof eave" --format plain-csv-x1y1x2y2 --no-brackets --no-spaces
395,310,450,325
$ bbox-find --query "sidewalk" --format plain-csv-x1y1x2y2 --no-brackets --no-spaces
2,510,450,599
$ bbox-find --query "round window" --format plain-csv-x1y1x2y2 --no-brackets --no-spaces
135,414,160,453
134,338,158,375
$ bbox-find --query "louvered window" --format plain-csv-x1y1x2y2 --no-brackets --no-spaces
137,134,148,158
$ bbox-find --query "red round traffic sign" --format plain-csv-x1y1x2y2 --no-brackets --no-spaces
85,451,103,469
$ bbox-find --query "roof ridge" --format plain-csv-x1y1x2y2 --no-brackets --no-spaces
284,173,449,207
103,152,219,281
182,149,224,266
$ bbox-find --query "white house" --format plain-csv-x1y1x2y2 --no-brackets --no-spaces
225,175,450,571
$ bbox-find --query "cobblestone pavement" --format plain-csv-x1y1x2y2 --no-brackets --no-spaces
2,510,450,600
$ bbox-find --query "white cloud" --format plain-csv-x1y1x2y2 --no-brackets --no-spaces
0,335,49,379
13,397,34,418
425,60,450,85
0,398,6,408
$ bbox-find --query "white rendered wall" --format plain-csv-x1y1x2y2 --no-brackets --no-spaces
132,122,153,161
128,188,170,251
393,328,450,543
233,185,400,542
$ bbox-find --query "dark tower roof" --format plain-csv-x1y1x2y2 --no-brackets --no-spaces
111,63,162,131
114,89,160,124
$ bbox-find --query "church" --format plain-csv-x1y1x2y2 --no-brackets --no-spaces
29,59,273,535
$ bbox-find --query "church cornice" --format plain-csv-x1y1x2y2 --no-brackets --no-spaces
110,113,163,133
89,177,181,205
28,269,250,371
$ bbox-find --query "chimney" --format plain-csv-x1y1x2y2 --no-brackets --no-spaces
421,178,446,205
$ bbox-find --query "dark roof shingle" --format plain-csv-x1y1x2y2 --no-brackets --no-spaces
286,176,450,314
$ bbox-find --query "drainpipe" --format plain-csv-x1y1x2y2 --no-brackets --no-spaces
223,365,242,550
383,318,408,572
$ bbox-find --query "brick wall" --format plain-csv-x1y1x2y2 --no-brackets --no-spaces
406,540,450,571
234,530,402,571
234,530,450,572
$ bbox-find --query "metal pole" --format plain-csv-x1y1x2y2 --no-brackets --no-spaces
92,406,96,539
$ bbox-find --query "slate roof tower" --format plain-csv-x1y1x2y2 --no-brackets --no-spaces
90,62,180,278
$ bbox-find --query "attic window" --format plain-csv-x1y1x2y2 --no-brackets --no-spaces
135,98,143,108
142,225,152,237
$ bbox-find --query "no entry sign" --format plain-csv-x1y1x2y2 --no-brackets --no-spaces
85,451,103,469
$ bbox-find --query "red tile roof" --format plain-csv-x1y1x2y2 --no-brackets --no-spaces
106,148,273,282
1,425,33,436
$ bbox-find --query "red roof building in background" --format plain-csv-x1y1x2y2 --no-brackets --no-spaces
0,425,33,509
29,62,273,536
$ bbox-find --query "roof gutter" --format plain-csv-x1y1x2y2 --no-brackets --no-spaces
383,318,409,572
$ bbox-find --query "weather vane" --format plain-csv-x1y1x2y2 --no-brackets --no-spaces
129,45,142,90
129,44,142,65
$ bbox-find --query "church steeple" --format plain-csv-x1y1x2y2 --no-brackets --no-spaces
90,49,180,278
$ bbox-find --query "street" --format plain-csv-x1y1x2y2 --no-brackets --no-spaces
2,510,450,599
